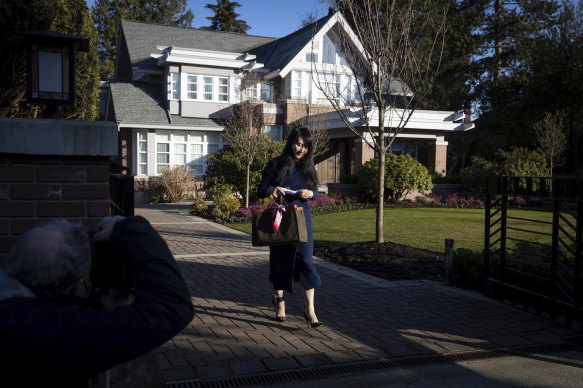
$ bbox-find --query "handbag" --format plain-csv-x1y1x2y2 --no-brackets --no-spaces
252,196,308,247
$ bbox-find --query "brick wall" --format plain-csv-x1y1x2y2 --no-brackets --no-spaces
0,155,111,265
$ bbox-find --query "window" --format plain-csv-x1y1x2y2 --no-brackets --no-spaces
189,132,204,176
168,73,179,100
243,80,258,100
261,125,282,141
186,74,197,99
389,141,418,159
156,130,171,173
261,83,272,102
137,130,147,175
203,76,213,101
173,131,188,165
323,34,335,64
305,53,318,63
293,71,303,97
218,77,229,102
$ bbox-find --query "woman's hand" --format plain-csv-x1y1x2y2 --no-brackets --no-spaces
268,186,286,198
298,189,314,200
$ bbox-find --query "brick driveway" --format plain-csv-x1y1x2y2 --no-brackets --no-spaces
133,203,579,385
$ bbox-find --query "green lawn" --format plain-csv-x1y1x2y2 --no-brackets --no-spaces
226,207,553,253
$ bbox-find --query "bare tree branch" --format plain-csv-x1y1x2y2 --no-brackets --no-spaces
310,1,447,242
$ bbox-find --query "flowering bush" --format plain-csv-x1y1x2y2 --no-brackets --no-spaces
308,195,343,207
232,204,268,218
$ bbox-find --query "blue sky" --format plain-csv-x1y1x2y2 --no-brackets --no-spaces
85,1,331,38
188,0,330,37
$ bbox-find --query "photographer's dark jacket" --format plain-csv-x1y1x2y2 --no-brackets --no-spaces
0,216,194,387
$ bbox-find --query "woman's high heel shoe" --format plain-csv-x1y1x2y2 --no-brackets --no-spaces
272,294,286,322
303,312,323,329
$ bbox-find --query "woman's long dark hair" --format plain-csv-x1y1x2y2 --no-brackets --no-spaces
274,127,318,188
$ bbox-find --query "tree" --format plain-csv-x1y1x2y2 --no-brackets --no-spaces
204,142,284,206
203,0,250,33
0,0,100,120
534,111,568,177
222,72,273,208
92,0,194,79
287,102,331,161
312,1,446,242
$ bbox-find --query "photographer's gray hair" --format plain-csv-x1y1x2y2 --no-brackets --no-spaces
6,219,91,297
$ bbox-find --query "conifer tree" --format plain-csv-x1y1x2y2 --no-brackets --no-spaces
203,0,250,33
92,0,194,80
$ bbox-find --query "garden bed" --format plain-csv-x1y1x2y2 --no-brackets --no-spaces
314,241,446,281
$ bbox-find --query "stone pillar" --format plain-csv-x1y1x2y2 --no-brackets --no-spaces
426,137,448,176
0,118,118,265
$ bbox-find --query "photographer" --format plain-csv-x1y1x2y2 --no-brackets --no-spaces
0,216,194,387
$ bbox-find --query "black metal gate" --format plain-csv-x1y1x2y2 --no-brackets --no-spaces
484,176,583,329
110,173,134,216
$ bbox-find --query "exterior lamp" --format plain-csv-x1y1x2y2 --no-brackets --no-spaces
13,31,89,118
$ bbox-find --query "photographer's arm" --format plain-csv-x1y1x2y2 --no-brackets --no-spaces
76,216,195,377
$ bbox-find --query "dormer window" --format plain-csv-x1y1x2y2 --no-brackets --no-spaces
186,75,198,99
168,73,179,100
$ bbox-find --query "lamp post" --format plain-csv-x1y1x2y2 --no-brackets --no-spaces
13,31,89,119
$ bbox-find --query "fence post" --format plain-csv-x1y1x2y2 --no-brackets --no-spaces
575,201,582,329
550,179,560,321
484,178,492,282
500,178,508,285
445,238,454,284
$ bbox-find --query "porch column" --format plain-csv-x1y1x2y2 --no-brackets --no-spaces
353,137,375,173
426,137,448,176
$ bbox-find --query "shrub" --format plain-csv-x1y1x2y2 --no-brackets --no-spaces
192,197,208,214
357,154,432,203
218,195,240,216
204,141,284,205
150,165,194,203
451,248,485,291
461,147,548,196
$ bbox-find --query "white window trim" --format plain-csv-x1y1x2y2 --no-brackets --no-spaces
152,130,226,176
136,130,148,176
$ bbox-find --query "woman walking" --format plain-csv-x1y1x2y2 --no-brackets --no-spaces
257,127,322,328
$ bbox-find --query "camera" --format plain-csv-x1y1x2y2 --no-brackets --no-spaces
90,240,135,291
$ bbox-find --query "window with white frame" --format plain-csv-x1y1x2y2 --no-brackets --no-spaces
168,73,179,100
156,130,171,173
261,83,272,102
203,76,213,101
261,125,282,141
186,74,198,99
137,130,147,175
173,130,188,165
293,71,302,97
217,77,229,101
189,132,205,176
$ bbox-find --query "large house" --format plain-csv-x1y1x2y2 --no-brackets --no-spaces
105,11,472,190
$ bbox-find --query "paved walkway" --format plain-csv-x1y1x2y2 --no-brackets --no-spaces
126,203,581,386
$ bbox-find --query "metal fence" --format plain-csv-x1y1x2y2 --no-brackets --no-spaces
484,176,583,329
110,173,134,216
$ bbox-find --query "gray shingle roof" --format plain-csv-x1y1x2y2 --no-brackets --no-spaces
121,13,334,72
109,81,225,127
253,13,334,72
121,20,277,70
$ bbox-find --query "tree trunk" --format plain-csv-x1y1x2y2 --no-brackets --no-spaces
376,106,386,243
245,162,251,208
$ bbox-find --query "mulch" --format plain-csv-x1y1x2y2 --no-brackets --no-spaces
314,241,445,281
